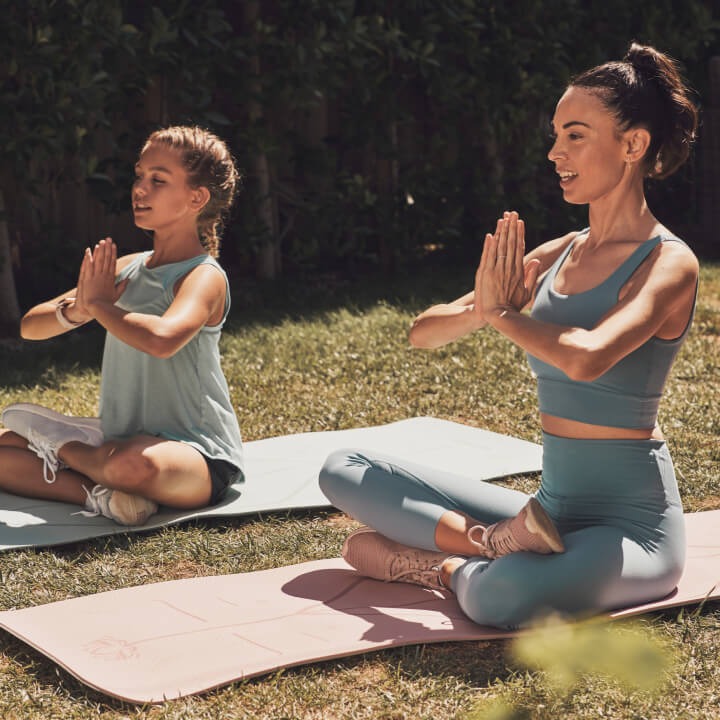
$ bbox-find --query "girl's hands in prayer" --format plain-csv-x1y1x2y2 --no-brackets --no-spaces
76,238,128,317
475,211,540,322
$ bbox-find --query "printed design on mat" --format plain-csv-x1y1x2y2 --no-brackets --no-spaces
83,636,140,661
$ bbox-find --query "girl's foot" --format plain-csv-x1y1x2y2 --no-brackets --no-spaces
1,403,103,483
80,485,158,526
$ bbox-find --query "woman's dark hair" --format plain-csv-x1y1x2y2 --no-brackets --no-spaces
142,126,240,257
570,43,698,179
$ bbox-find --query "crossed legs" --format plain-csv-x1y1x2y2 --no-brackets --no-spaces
319,447,533,590
0,428,213,510
319,446,685,629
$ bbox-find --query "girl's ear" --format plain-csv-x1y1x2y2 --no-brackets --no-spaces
190,186,211,213
624,127,652,164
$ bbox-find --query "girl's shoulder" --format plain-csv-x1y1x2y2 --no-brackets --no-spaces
117,251,147,273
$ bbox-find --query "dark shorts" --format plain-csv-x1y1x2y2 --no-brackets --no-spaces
205,457,244,506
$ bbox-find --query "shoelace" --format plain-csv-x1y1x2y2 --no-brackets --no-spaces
74,485,110,518
26,429,60,484
388,552,446,590
483,522,523,558
390,567,445,590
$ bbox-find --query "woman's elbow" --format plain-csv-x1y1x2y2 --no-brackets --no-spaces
408,324,444,349
562,344,611,382
408,322,432,349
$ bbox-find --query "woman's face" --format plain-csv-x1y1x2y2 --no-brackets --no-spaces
547,86,632,206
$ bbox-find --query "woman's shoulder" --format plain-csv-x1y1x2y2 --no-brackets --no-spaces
526,229,582,271
653,231,699,282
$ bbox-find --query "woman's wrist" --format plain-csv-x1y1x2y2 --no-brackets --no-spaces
484,304,518,327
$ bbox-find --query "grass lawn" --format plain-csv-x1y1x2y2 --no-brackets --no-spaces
0,259,717,719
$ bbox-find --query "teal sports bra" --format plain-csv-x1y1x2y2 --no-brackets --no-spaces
526,233,694,429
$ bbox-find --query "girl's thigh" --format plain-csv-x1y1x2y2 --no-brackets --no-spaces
106,435,212,509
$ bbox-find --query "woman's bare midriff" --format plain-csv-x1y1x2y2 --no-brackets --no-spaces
540,413,664,441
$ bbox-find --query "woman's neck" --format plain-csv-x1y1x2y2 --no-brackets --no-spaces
586,182,659,247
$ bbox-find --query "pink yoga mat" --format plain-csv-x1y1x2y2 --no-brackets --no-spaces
0,510,718,704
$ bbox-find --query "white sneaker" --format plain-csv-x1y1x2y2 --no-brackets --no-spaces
80,485,158,526
1,402,103,483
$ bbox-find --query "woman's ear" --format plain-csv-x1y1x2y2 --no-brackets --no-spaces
624,127,652,164
190,186,211,213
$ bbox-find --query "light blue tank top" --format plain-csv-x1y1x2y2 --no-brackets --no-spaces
527,233,694,429
99,252,243,471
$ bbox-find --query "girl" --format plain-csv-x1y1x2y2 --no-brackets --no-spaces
0,126,244,526
320,43,699,628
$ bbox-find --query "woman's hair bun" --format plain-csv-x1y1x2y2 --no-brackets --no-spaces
571,42,698,179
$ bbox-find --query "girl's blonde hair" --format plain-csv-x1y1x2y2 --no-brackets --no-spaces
142,126,239,257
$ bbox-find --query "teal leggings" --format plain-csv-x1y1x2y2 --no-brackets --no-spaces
319,433,685,629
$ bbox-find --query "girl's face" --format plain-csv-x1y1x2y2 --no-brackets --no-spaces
132,143,201,234
547,86,634,206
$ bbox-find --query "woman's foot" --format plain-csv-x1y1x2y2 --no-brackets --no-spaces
467,497,564,559
342,527,450,590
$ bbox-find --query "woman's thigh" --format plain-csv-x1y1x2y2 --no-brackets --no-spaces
452,520,685,629
319,448,530,549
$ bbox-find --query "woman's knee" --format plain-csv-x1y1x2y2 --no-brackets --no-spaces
453,559,564,630
318,448,365,504
456,575,531,629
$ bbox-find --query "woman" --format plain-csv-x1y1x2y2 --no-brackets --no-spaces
0,126,244,526
320,43,699,629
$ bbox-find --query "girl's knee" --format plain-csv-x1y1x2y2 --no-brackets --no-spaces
103,446,158,492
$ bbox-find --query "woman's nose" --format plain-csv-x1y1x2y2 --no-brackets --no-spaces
547,140,564,163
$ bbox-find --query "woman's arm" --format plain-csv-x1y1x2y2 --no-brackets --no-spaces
82,240,224,359
408,226,576,349
478,215,699,381
408,290,483,349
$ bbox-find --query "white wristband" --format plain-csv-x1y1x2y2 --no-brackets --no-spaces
55,298,84,329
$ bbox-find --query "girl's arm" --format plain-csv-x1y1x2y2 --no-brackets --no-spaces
82,240,224,358
19,248,140,341
408,227,576,349
478,214,698,381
